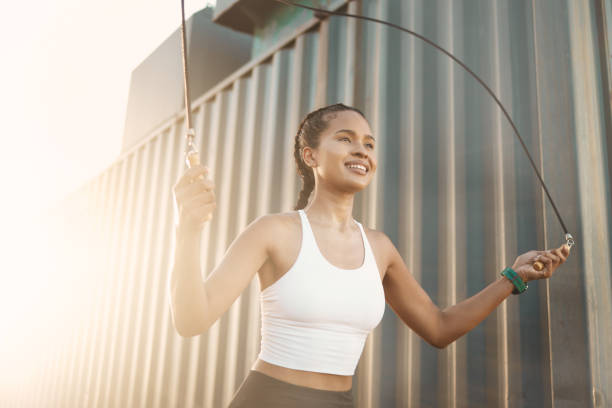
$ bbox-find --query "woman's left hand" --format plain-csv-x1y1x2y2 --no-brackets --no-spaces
511,244,572,283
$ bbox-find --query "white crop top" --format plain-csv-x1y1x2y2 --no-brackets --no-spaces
257,209,385,376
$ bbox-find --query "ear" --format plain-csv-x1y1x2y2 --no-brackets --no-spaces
302,146,317,168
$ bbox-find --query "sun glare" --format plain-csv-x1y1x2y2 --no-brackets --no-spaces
0,0,218,403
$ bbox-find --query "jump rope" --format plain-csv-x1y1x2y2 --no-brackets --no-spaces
179,0,576,272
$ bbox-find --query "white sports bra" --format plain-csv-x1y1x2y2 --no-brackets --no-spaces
257,209,385,375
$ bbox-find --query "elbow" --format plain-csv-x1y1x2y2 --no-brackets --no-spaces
174,319,208,338
173,319,194,338
171,308,209,338
430,311,466,349
431,338,450,349
171,316,192,338
174,326,191,338
169,293,210,338
176,326,199,338
431,310,450,349
425,328,448,349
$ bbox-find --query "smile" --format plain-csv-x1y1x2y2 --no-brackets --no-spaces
345,164,368,175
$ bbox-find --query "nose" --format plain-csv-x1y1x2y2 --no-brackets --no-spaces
351,144,369,159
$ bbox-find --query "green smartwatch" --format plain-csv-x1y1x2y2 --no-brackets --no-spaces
501,267,528,295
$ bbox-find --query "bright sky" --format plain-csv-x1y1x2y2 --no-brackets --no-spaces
0,0,214,217
0,0,215,397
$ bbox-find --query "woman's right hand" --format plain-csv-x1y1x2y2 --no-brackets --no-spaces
172,164,216,232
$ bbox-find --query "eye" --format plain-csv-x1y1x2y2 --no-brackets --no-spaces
366,143,374,149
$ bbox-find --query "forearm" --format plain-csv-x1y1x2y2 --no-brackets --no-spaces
169,224,209,336
438,274,516,347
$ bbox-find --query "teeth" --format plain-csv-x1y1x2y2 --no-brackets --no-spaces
346,164,367,172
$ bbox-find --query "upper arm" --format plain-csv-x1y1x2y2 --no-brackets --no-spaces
381,233,443,348
198,214,277,332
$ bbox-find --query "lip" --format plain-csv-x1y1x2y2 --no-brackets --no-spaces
344,160,369,172
345,164,368,175
346,167,367,176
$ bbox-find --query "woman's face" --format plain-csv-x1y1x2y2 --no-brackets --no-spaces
304,110,377,193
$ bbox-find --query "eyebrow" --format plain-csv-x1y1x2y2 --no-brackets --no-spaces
334,129,376,142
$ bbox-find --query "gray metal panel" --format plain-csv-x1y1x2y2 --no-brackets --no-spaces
22,1,612,407
122,8,252,153
567,0,612,404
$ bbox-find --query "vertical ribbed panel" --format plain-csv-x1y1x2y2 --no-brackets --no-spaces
567,0,612,403
15,1,612,407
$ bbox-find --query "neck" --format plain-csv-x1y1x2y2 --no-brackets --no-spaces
303,185,356,232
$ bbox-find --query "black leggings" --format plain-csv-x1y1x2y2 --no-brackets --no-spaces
227,370,354,408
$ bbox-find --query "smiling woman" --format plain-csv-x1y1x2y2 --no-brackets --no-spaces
170,102,572,408
292,104,377,210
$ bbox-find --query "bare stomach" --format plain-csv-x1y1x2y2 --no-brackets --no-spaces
251,358,353,392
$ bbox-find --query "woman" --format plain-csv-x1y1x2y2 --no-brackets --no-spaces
169,103,571,407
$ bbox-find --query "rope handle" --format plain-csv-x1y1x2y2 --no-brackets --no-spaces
533,233,575,271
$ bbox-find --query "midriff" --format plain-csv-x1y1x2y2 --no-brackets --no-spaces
251,358,353,392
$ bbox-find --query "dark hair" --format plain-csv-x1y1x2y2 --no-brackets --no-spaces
293,103,366,210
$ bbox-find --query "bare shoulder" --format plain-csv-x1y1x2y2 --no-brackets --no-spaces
256,211,301,248
360,225,395,279
248,211,298,229
361,225,393,252
259,211,300,233
266,210,301,226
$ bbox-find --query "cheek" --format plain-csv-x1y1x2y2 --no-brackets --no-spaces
370,157,378,172
322,147,347,165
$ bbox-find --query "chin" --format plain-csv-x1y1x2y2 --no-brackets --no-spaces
342,178,371,193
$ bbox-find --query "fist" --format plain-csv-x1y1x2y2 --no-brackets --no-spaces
511,244,571,283
172,164,216,231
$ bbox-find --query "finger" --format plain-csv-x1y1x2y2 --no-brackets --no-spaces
542,254,554,264
193,199,216,213
185,164,208,178
537,255,556,277
533,253,551,272
185,176,215,192
547,250,560,264
175,177,215,200
185,190,215,208
174,181,213,204
561,247,569,261
536,254,553,271
534,250,548,260
560,244,571,257
189,201,216,223
175,166,209,190
546,250,564,277
186,151,202,168
179,193,215,216
174,173,202,192
532,251,551,263
186,166,209,184
181,194,215,216
200,177,215,191
554,248,567,263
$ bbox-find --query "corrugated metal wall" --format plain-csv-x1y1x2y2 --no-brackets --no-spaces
9,0,612,407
